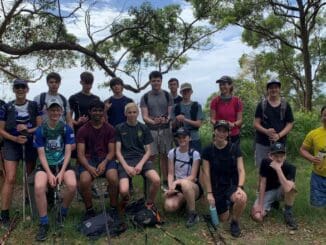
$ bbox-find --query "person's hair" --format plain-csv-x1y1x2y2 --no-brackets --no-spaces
80,71,94,83
88,100,105,111
124,102,138,114
168,78,179,85
149,71,162,80
46,72,61,82
321,106,326,115
109,77,124,89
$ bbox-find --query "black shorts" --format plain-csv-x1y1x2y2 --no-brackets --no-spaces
36,163,73,175
175,181,203,201
3,138,37,162
213,185,237,215
118,158,153,179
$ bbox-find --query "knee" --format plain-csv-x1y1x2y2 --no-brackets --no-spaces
119,185,129,198
4,174,16,185
251,206,263,223
234,191,247,206
108,175,119,187
164,200,177,212
79,176,91,188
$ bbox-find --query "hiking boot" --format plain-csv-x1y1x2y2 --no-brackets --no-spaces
0,216,10,229
186,212,199,228
271,201,280,210
35,223,49,241
83,208,96,221
230,220,241,237
284,211,298,230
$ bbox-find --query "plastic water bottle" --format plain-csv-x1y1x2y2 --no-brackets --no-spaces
209,205,219,226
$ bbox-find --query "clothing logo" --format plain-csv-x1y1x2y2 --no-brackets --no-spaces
137,130,143,138
47,135,62,150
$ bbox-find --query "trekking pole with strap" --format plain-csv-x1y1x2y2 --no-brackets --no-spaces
22,143,33,221
52,165,64,244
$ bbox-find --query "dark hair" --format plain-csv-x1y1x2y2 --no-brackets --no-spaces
89,100,105,111
109,77,124,89
46,72,61,82
80,71,94,83
168,78,179,85
149,71,162,80
321,106,326,115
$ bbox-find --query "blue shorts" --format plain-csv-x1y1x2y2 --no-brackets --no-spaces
78,157,117,176
310,172,326,207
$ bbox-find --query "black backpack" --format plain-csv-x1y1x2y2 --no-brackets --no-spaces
173,102,199,131
39,92,67,118
173,148,196,178
143,90,170,108
261,97,287,123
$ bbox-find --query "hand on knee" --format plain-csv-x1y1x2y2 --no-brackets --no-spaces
251,207,263,222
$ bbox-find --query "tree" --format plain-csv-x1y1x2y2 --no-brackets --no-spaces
189,0,325,110
0,0,221,92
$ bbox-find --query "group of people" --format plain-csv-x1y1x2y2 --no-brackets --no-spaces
0,70,324,241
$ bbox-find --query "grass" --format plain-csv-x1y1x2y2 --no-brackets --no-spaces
1,138,326,244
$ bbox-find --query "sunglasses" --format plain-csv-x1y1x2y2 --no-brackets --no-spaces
14,84,27,89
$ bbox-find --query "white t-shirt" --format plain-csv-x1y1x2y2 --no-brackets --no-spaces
167,147,200,180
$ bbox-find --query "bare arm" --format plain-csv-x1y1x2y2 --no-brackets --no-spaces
115,141,130,171
185,159,200,182
278,122,294,138
300,144,321,164
136,144,151,167
237,156,246,187
258,177,267,208
77,143,90,169
141,107,155,125
202,159,213,193
167,157,175,190
61,144,72,172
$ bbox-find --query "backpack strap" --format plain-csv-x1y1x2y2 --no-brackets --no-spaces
27,100,38,128
39,92,46,112
58,94,67,118
174,103,181,116
190,102,199,121
280,97,287,121
144,91,170,107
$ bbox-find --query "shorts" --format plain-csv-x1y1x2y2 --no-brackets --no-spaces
118,157,153,179
3,138,37,162
78,157,118,176
255,143,270,168
150,128,173,155
213,185,237,215
36,163,73,174
310,172,326,207
175,181,203,201
253,187,283,212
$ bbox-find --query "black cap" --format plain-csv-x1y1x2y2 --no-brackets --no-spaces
175,127,190,137
214,120,230,131
266,78,281,89
216,75,233,84
13,79,28,87
270,142,286,154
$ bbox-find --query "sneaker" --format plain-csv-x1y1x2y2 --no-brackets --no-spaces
0,216,10,229
186,212,199,228
83,209,96,221
284,211,298,230
230,220,241,237
35,224,49,241
271,201,280,210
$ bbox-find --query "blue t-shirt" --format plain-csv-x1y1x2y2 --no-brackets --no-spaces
34,122,75,166
105,96,133,127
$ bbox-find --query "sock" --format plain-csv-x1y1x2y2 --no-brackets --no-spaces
40,215,49,225
1,210,9,219
61,207,68,217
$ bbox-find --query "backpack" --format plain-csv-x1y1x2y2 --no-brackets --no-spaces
173,148,196,178
143,90,170,108
79,212,127,239
261,97,287,122
40,92,67,117
174,102,199,131
41,120,66,141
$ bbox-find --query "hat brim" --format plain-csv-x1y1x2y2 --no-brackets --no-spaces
47,103,63,109
270,150,286,154
214,125,229,130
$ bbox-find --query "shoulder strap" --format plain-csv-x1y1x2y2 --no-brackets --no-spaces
190,102,199,121
188,148,194,166
40,92,46,111
163,90,170,103
144,92,149,107
174,103,181,115
58,94,67,117
261,97,268,123
27,100,38,127
280,97,287,121
173,148,177,165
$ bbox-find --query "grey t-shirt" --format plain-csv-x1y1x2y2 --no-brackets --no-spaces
34,93,70,122
172,101,204,141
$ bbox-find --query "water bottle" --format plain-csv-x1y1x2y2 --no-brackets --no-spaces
209,205,219,226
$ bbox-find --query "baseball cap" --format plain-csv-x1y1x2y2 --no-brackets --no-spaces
216,75,233,84
266,78,281,89
270,142,286,154
13,79,28,88
214,120,230,131
175,127,190,137
46,98,63,110
180,82,192,92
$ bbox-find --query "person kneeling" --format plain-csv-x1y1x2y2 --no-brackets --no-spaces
115,103,160,210
34,98,77,241
164,127,202,227
251,142,298,230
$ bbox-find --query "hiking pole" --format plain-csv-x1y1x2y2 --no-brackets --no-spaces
96,177,111,245
22,144,33,221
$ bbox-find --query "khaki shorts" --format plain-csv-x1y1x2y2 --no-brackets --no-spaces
150,128,173,155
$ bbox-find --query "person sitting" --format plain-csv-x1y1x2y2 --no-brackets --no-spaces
115,102,160,210
164,127,202,227
251,142,298,230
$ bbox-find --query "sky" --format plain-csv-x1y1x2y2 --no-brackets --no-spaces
4,0,251,106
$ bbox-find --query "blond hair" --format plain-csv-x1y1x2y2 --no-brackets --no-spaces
124,102,139,114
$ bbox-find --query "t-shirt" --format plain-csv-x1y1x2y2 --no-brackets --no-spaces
302,126,326,177
260,158,296,191
115,121,153,159
202,143,241,191
255,100,294,146
172,102,204,141
34,93,70,122
104,95,133,127
167,147,200,180
173,95,182,104
140,90,173,130
76,122,115,160
68,92,100,121
210,96,243,137
34,122,75,166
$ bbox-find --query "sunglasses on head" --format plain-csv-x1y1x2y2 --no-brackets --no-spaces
14,84,27,89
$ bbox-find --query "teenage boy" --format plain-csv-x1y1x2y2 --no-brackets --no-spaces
168,78,182,104
34,72,73,127
164,127,201,227
77,100,119,220
140,71,173,190
116,102,160,209
104,77,133,127
0,79,41,226
251,142,298,230
33,98,76,241
254,79,294,168
172,83,203,152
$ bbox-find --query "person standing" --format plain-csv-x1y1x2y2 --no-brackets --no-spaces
254,79,294,168
168,78,182,105
300,106,326,208
140,71,173,190
0,79,41,226
210,75,243,144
